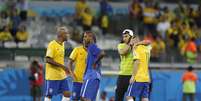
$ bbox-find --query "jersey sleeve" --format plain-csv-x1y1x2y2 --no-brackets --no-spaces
182,73,186,81
69,48,77,60
133,49,140,60
192,73,198,81
46,43,54,58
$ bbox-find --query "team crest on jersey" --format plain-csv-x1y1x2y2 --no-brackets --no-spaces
73,92,76,97
49,88,53,94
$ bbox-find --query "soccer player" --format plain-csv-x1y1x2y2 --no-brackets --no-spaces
126,34,152,101
68,34,88,101
44,26,72,101
80,31,105,101
115,29,150,101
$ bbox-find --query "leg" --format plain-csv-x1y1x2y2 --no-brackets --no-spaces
189,93,195,101
31,86,36,101
140,83,150,101
141,98,149,101
60,79,71,101
44,96,51,101
82,97,91,101
44,80,59,101
33,96,36,101
80,79,100,101
126,96,134,101
37,96,42,101
71,82,83,101
62,91,71,101
115,75,131,101
36,86,42,101
182,93,187,101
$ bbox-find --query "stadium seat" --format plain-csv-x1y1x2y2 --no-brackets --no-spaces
14,56,29,61
4,42,17,48
17,42,31,48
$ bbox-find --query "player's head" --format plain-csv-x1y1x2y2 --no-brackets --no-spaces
83,31,96,45
122,29,134,44
187,66,193,71
57,26,69,42
31,60,39,68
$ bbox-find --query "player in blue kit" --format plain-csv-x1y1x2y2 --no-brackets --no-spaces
80,31,105,101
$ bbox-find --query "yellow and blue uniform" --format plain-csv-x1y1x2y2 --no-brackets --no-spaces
45,40,69,97
80,43,101,101
126,45,152,98
69,45,87,100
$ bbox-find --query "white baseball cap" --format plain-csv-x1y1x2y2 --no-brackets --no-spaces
122,29,134,37
57,26,68,33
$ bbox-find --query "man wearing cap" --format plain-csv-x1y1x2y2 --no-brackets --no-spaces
44,26,72,101
115,29,150,101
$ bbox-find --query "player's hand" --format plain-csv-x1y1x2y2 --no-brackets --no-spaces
129,76,135,83
65,68,70,75
129,38,135,46
68,69,77,80
93,63,97,69
71,72,77,80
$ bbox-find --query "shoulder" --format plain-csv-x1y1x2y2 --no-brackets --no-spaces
73,46,84,51
76,45,84,49
47,40,56,48
135,45,151,52
48,40,56,46
118,43,126,48
89,43,97,48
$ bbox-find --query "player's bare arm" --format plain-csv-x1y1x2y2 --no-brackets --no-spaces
93,50,106,69
67,59,76,79
137,40,151,46
45,57,67,69
130,59,140,83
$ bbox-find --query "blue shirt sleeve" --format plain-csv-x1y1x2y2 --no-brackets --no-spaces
89,44,101,56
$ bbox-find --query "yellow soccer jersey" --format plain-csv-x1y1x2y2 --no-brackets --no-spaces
75,1,88,16
81,12,93,26
45,40,66,80
69,46,87,83
133,45,152,82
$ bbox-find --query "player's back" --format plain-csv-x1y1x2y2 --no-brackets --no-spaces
133,45,152,82
45,40,66,80
70,45,88,83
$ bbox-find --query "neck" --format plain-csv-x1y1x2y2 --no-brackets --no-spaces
56,38,63,45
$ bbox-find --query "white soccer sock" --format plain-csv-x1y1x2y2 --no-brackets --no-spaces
127,99,134,101
44,97,51,101
61,96,70,101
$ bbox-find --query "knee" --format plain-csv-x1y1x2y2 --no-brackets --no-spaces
127,96,134,101
80,97,91,101
141,98,149,101
63,91,71,97
45,96,52,99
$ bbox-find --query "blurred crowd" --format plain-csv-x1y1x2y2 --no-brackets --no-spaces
0,0,201,63
133,1,201,64
0,0,29,44
74,0,113,35
73,0,201,64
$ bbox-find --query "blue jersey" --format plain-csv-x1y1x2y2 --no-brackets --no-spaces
84,44,101,80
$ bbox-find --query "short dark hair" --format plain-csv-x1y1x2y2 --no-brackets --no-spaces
187,66,193,71
84,31,96,43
